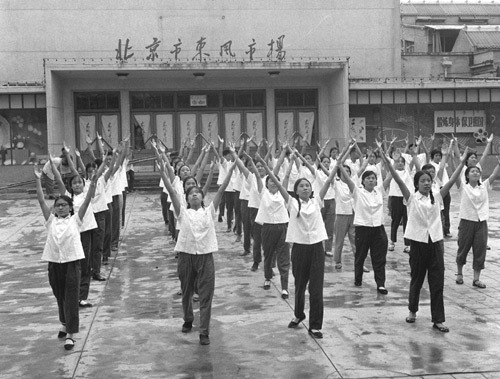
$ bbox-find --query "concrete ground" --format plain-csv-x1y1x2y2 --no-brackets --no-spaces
1,187,500,379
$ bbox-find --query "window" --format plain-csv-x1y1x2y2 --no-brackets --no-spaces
75,92,120,111
275,89,318,108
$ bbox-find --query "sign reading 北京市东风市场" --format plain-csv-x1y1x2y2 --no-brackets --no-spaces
434,110,485,133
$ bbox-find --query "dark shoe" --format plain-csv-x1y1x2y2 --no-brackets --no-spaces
377,287,388,295
251,263,259,272
240,250,250,256
281,290,289,299
102,257,109,265
199,334,210,345
64,338,75,350
182,321,192,333
111,247,118,252
362,266,370,273
193,293,199,302
473,279,486,289
288,317,305,328
92,274,106,281
455,274,464,285
264,280,271,290
308,329,323,339
235,235,241,243
433,323,449,333
354,281,362,287
218,215,223,222
79,300,92,308
57,330,67,339
405,314,416,323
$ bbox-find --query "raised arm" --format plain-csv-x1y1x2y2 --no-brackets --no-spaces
318,160,338,201
295,150,316,176
157,159,181,217
245,151,263,193
34,165,51,220
379,146,410,201
86,137,97,161
478,134,494,168
62,144,79,176
273,142,288,176
96,133,105,159
487,156,500,185
194,144,211,184
74,148,86,174
256,153,290,203
436,139,454,182
230,143,250,178
441,147,468,196
212,162,236,210
337,143,356,193
191,143,207,176
77,162,105,220
202,160,215,196
50,155,67,195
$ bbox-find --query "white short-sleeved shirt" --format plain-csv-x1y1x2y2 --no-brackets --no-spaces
232,167,243,192
388,169,413,197
286,197,327,244
42,158,62,180
286,163,303,192
334,179,354,215
402,152,426,175
345,158,361,178
239,173,254,201
174,203,218,255
42,214,85,263
255,189,289,225
110,168,123,197
353,185,385,227
430,160,449,186
313,171,335,200
458,178,491,222
217,160,234,191
404,191,444,243
248,173,264,209
92,176,109,213
65,189,97,231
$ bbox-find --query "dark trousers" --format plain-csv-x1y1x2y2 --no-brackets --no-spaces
250,207,261,264
48,260,81,334
262,223,290,290
219,191,225,217
127,170,135,191
321,199,336,252
241,199,251,254
160,192,169,224
177,253,215,336
91,210,107,275
389,196,409,245
103,204,112,259
167,208,176,239
224,191,235,230
122,191,126,227
41,172,55,197
456,219,488,271
291,242,325,330
111,195,121,249
355,225,388,287
234,191,242,236
79,230,93,301
442,192,451,235
409,238,445,323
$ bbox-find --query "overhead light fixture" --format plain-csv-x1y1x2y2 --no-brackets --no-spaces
116,72,129,80
193,72,205,81
268,71,280,78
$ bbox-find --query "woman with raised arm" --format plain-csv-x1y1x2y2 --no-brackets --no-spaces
33,160,103,350
157,152,236,346
380,141,467,333
266,148,340,339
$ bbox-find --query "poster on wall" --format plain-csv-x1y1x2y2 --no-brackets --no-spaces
78,115,96,151
201,113,218,143
246,112,263,143
349,117,366,143
224,113,241,144
434,110,485,134
179,113,197,145
277,112,294,143
101,114,120,148
132,114,151,149
156,114,174,150
298,112,314,145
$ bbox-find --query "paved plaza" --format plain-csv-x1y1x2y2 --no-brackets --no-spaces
1,187,500,379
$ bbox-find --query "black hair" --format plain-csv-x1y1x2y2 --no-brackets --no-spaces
430,149,442,160
182,175,199,191
413,171,434,204
106,151,113,156
361,170,377,187
337,165,351,179
53,195,75,216
421,163,434,172
222,149,231,156
176,164,190,177
185,186,205,209
94,158,103,166
465,151,477,166
292,178,312,217
265,174,280,188
68,174,85,197
318,155,330,169
85,162,97,172
465,165,482,186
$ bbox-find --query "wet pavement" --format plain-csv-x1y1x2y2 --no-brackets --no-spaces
1,187,500,379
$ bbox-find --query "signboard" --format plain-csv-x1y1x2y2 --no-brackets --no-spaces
349,117,366,143
434,110,485,134
190,95,207,107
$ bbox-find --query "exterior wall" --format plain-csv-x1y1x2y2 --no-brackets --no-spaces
0,0,401,81
402,54,471,79
402,25,428,53
452,32,475,53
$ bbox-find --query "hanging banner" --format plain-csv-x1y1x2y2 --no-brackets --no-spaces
156,114,174,149
224,113,241,144
434,110,486,134
246,112,263,143
201,113,218,143
277,112,294,143
349,117,366,143
132,114,151,149
179,113,197,145
78,115,96,150
101,114,120,147
298,112,314,145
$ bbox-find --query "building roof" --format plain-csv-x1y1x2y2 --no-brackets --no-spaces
465,30,500,49
401,3,500,16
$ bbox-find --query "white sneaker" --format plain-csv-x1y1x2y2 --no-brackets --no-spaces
325,251,333,257
388,242,395,251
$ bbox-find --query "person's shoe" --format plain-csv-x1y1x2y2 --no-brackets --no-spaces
363,266,370,273
79,300,92,307
308,329,323,339
281,290,289,299
240,250,250,256
335,263,342,270
433,323,449,333
377,287,388,295
406,312,417,323
199,334,210,345
473,279,486,289
354,281,362,287
264,280,271,290
288,317,305,328
455,273,464,285
218,215,223,222
403,246,411,254
251,263,259,272
193,293,199,302
486,245,491,250
235,235,241,243
111,246,118,252
92,273,106,281
102,257,109,265
325,251,333,257
444,233,452,238
57,330,67,339
181,321,192,333
64,337,75,350
388,241,395,251
226,228,232,233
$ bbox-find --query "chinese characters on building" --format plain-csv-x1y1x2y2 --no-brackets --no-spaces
434,110,486,133
115,35,286,63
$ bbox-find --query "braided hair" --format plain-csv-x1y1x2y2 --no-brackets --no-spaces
292,178,312,217
413,171,434,204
